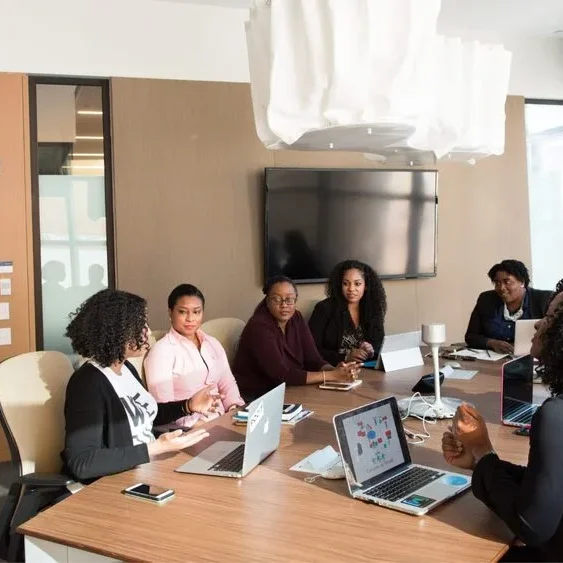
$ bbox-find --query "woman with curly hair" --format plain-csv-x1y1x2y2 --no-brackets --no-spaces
465,259,551,354
62,289,216,483
442,280,563,561
308,260,387,365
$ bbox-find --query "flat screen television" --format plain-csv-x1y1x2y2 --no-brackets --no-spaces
264,167,438,283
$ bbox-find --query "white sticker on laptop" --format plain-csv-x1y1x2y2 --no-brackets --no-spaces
249,402,264,433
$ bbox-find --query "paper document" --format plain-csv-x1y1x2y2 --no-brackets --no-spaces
290,446,340,474
444,369,478,381
0,328,11,346
450,348,508,362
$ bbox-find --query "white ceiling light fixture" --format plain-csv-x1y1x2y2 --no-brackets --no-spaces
246,0,512,163
77,110,103,116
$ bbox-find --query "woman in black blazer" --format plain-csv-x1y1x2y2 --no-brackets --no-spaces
443,281,563,562
309,260,387,364
465,259,551,354
62,289,218,483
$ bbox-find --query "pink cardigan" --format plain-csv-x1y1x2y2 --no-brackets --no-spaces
144,328,244,428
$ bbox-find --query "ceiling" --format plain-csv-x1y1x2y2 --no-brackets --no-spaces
159,0,563,38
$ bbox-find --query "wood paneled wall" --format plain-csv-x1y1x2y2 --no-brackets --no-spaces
0,73,35,361
111,78,531,343
0,73,34,461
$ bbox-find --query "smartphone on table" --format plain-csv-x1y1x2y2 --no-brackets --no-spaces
122,483,175,503
318,380,362,391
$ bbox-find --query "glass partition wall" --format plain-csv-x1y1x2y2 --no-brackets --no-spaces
29,78,114,355
525,99,563,291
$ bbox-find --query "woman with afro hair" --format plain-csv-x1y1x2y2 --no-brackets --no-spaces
309,260,387,365
443,279,563,561
62,289,216,483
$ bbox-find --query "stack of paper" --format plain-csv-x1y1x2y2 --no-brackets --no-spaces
449,348,508,362
232,405,314,426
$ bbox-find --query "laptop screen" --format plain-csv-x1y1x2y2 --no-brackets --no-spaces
334,397,411,493
502,354,534,419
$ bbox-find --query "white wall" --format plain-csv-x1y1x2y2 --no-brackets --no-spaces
0,0,562,99
0,0,249,83
435,24,563,99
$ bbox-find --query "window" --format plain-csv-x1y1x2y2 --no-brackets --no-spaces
29,78,114,355
525,99,563,290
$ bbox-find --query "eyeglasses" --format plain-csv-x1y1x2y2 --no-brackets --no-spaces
268,296,297,306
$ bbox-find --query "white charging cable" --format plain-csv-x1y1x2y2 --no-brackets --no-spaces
401,392,437,445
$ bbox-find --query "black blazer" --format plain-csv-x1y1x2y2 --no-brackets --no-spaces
465,288,551,349
473,395,563,561
308,298,385,365
61,361,186,483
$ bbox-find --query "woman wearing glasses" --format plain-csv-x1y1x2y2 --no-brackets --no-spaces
233,275,359,400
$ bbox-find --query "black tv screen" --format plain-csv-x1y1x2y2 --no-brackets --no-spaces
264,167,438,283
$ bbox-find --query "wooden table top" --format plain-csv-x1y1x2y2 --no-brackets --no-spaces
20,361,534,562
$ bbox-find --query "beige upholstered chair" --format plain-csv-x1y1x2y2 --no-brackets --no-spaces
297,298,320,321
0,351,74,475
0,351,76,561
200,317,246,366
150,329,167,343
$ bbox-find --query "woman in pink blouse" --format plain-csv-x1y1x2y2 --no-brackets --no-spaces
144,284,245,428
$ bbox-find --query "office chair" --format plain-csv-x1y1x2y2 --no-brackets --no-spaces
0,351,76,561
200,317,246,366
150,329,167,343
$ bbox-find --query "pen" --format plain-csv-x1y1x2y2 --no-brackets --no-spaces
486,349,491,357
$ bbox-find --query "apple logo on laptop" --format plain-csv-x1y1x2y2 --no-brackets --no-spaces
263,418,270,434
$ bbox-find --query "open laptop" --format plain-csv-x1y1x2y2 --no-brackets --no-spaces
513,319,536,357
333,396,470,516
175,383,284,478
501,355,539,428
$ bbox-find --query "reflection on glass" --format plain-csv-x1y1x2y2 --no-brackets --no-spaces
525,103,563,290
36,84,110,354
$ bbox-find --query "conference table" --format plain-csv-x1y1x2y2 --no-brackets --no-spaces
20,359,537,562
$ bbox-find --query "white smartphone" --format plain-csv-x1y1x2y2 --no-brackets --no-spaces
122,483,175,503
318,380,362,391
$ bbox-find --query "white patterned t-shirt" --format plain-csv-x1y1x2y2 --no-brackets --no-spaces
92,361,157,445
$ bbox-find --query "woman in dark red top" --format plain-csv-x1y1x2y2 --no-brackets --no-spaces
233,276,360,400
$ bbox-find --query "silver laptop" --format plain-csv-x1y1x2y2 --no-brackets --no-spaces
175,383,284,478
514,319,536,357
333,396,470,516
501,355,539,428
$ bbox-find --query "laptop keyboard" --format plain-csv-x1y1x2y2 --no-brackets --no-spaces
504,398,537,425
364,466,444,502
208,444,245,473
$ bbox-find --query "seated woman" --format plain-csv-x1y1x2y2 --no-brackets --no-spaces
443,280,563,562
233,275,360,400
308,260,387,364
62,289,216,483
144,284,244,429
465,259,551,354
